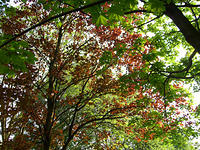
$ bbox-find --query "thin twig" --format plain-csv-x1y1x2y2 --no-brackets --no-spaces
137,16,161,28
124,10,152,14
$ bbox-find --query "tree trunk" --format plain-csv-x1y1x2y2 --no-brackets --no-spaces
164,2,200,52
43,97,54,150
43,61,55,150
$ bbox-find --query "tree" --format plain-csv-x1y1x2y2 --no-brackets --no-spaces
0,2,152,149
0,0,199,149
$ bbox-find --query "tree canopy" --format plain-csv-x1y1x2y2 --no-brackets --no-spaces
0,0,200,149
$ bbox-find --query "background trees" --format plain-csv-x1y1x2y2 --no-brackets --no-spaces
0,0,200,149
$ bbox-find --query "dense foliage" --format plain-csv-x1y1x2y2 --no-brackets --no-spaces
0,0,200,149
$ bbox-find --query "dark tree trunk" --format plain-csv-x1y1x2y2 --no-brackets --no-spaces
164,2,200,52
43,97,54,150
43,75,54,150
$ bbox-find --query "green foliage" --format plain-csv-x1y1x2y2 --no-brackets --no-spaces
0,39,36,75
96,15,108,27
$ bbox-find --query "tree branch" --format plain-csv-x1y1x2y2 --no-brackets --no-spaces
168,73,200,79
189,4,200,31
191,15,200,24
162,49,197,74
63,2,92,18
61,116,122,150
124,10,152,14
43,24,64,150
0,0,110,48
176,4,200,8
163,77,169,118
137,16,161,28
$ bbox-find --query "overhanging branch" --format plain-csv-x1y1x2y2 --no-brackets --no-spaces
124,10,152,14
137,16,161,28
0,0,111,49
176,4,200,8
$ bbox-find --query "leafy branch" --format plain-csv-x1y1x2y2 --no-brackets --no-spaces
0,0,111,49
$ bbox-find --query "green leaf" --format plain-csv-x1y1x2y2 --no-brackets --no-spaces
96,15,108,27
57,21,62,28
99,51,112,64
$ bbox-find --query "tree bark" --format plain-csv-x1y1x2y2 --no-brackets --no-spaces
43,93,54,150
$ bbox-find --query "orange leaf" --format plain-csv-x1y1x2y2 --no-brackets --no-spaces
158,121,164,128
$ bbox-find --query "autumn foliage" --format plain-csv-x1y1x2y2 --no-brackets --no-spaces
0,1,197,150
